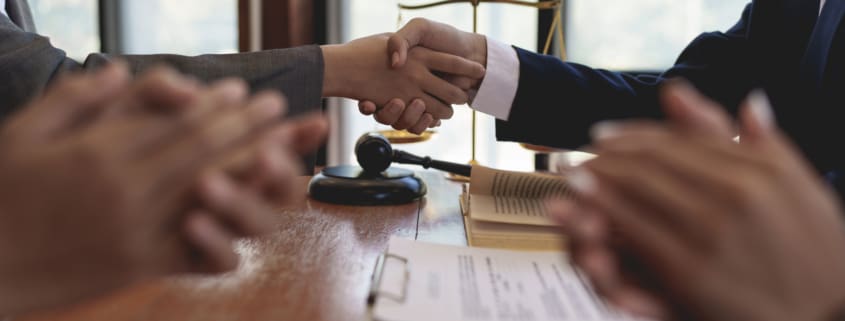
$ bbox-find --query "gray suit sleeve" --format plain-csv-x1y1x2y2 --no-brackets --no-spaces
1,15,324,120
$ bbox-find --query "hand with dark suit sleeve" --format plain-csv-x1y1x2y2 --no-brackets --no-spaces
548,82,845,321
367,4,756,144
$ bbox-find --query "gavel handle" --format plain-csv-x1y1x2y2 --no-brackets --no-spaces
393,150,473,177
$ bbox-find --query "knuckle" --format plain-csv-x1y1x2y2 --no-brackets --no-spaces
440,106,455,119
394,119,412,130
408,71,425,83
190,127,221,151
375,110,398,125
56,76,89,98
723,177,765,213
408,48,424,59
70,139,107,167
450,89,468,104
409,17,429,28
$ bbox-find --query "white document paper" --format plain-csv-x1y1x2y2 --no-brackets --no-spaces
372,237,642,321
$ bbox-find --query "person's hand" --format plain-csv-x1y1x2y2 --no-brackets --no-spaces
548,83,845,321
321,33,485,133
388,18,487,75
0,64,310,315
185,112,328,274
358,18,489,133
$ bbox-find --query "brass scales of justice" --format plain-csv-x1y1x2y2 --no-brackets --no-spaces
382,0,567,181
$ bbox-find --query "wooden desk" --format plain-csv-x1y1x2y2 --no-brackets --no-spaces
19,171,465,321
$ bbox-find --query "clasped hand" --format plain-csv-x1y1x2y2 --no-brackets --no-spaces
0,64,328,315
549,82,845,321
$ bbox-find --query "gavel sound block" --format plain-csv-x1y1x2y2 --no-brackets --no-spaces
308,133,472,206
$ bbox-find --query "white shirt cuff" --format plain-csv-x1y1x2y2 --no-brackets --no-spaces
470,37,520,121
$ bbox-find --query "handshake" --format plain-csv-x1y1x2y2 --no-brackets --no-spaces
324,18,489,134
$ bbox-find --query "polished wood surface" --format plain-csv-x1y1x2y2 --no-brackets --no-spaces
18,171,464,321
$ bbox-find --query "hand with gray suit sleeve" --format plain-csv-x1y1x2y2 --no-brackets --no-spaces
0,13,484,134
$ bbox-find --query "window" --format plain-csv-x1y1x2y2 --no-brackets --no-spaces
567,0,750,71
121,0,238,55
334,0,750,171
28,0,99,61
28,0,237,59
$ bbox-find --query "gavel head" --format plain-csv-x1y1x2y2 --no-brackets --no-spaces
355,133,394,173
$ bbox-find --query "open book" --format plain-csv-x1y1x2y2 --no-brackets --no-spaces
463,166,573,251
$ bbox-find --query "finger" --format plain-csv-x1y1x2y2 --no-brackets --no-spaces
179,78,249,122
359,101,378,115
408,113,434,135
576,243,623,297
566,168,694,272
197,171,277,237
547,199,609,245
737,92,819,183
253,145,305,205
443,74,477,91
589,120,666,143
738,89,776,142
277,113,330,156
222,137,305,205
208,124,309,204
183,212,239,273
417,47,486,79
605,284,671,320
592,126,766,188
153,91,285,180
134,78,249,153
389,18,432,67
660,79,736,138
419,94,455,120
390,18,469,69
123,67,201,115
418,70,469,105
25,62,131,137
373,99,406,126
584,151,722,248
393,99,426,130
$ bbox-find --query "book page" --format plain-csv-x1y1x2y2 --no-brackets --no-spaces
470,195,553,226
468,166,572,226
373,237,642,321
470,166,572,198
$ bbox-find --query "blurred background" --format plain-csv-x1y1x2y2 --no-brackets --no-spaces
31,0,749,171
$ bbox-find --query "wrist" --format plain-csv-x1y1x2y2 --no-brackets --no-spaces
469,34,488,69
320,44,352,98
468,34,488,91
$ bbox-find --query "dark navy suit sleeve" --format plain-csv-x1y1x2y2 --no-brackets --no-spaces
496,3,756,149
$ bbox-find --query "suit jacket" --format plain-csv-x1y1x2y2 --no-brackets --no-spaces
498,0,844,179
0,0,323,120
1,0,324,171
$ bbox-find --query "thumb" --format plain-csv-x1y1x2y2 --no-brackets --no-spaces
276,113,330,156
128,67,200,114
389,18,431,68
738,89,777,142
